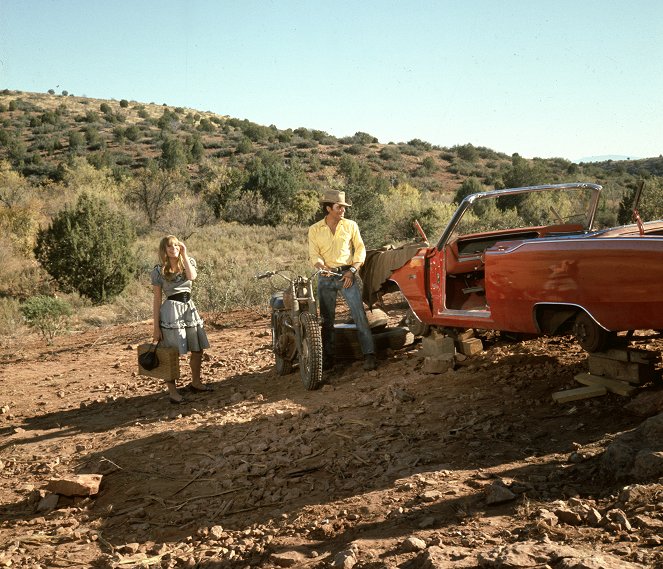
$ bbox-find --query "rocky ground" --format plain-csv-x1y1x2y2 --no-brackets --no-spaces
1,298,663,569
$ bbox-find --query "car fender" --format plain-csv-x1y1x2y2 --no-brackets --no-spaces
389,249,433,323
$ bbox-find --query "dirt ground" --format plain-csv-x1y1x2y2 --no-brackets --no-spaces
1,297,663,569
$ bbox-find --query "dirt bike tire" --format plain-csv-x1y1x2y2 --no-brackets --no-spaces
275,354,293,376
272,317,293,376
299,312,323,390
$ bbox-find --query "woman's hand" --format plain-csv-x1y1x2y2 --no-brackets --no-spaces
179,241,187,257
153,327,162,343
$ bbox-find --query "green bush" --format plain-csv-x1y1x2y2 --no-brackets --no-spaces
20,295,72,343
34,192,136,303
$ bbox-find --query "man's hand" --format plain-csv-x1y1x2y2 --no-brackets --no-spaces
342,271,354,288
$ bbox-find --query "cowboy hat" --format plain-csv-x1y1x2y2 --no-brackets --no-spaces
319,189,352,207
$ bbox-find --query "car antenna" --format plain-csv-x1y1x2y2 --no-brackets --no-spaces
632,179,645,236
413,219,429,244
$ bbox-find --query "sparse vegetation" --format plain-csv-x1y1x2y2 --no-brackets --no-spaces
19,294,72,343
34,192,136,303
0,89,661,340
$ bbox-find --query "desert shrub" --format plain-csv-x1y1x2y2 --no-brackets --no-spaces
20,295,72,343
198,118,215,133
124,125,140,141
453,177,485,204
160,138,187,170
379,146,400,161
454,143,479,162
421,156,437,173
119,99,129,108
67,130,84,151
407,138,432,151
235,137,253,154
0,298,24,344
34,192,136,303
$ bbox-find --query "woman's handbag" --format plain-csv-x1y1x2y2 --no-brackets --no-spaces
138,341,160,370
137,342,180,381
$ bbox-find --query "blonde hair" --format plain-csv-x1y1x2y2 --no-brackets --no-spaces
158,235,185,281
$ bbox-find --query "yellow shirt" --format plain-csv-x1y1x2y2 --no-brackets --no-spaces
308,217,367,268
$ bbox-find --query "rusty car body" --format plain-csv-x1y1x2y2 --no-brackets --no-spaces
389,182,663,351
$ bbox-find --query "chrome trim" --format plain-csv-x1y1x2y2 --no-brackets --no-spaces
531,302,608,333
436,182,603,250
437,308,492,319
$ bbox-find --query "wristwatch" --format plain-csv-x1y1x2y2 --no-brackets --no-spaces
349,266,357,274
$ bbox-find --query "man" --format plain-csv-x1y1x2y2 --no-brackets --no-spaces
308,189,377,372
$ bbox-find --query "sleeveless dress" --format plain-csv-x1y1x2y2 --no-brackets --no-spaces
150,258,210,355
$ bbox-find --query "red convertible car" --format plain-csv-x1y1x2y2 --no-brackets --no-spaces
389,182,663,351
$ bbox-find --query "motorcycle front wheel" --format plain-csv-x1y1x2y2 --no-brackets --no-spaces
299,312,323,390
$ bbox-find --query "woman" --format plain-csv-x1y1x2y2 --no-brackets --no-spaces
151,235,210,403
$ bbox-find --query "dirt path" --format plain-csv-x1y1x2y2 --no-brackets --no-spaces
1,305,662,568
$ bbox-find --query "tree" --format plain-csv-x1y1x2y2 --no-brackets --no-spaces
243,152,306,226
197,162,246,219
160,138,187,170
126,167,183,225
336,156,389,248
34,192,136,303
119,99,129,108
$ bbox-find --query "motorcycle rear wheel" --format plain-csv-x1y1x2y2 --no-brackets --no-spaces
272,316,293,376
299,312,323,390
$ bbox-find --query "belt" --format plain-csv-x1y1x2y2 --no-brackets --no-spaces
168,292,191,303
328,265,352,273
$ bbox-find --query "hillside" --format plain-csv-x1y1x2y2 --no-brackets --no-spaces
2,88,661,200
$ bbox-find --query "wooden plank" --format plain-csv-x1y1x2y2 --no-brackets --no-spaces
588,354,653,384
552,385,607,403
574,372,637,396
599,348,658,364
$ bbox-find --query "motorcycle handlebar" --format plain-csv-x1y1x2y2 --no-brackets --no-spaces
255,268,342,282
255,271,276,280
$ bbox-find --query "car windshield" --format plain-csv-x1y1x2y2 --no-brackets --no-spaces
449,185,599,241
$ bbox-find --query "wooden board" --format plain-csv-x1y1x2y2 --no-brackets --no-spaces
587,354,653,384
552,385,607,403
137,344,180,381
574,372,637,396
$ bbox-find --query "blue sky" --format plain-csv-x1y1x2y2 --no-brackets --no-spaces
1,0,662,161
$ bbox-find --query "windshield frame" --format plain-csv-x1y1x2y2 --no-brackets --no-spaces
436,182,603,251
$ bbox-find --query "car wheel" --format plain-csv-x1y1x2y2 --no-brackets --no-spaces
573,312,614,352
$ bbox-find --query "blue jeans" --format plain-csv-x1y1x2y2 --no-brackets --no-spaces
317,274,375,363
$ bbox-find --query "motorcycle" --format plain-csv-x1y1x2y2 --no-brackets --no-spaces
256,268,333,390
